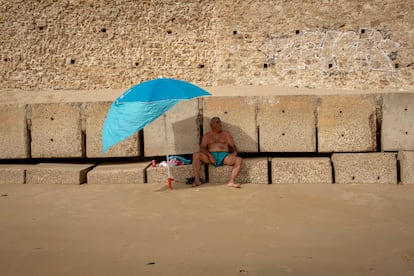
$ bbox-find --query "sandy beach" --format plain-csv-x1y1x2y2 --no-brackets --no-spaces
1,182,414,276
1,0,413,274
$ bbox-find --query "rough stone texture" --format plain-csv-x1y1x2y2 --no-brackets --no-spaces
332,153,397,184
87,162,149,184
208,158,268,184
0,104,29,159
382,93,414,151
203,96,258,152
26,163,95,185
146,164,205,184
144,99,201,156
30,103,83,158
0,1,412,91
317,95,377,152
83,102,140,158
257,95,316,152
214,1,412,90
398,151,414,185
0,165,28,184
271,158,332,184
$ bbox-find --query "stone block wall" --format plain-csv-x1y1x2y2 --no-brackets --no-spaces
0,1,412,91
257,96,316,152
30,103,84,158
1,92,414,159
1,92,414,184
317,95,378,152
332,153,398,184
0,104,29,159
147,164,206,184
144,99,201,156
26,163,95,185
0,165,27,184
382,94,414,151
1,0,413,185
271,158,333,184
87,162,149,184
398,151,414,185
84,102,141,158
208,158,268,184
203,96,258,152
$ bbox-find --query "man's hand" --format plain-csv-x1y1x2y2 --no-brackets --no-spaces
208,153,216,164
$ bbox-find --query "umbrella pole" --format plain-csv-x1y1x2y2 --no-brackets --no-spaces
163,114,173,189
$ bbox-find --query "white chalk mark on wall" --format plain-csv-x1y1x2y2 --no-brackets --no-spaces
258,29,401,72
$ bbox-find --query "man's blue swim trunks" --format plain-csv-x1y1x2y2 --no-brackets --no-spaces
211,152,229,166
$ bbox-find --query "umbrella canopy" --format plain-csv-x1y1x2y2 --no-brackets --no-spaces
102,78,211,153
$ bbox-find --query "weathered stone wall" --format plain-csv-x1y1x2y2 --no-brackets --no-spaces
1,0,413,91
1,92,414,184
2,92,414,159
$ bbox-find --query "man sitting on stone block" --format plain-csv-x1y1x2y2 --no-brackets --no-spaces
192,117,242,188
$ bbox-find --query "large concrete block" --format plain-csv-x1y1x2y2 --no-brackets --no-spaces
271,158,332,184
0,104,29,159
398,151,414,184
26,163,95,185
208,157,268,184
146,164,205,184
203,96,258,152
83,102,140,158
144,99,200,156
0,164,29,184
332,153,397,184
87,162,149,184
257,96,316,152
317,95,377,152
382,93,414,151
30,103,83,158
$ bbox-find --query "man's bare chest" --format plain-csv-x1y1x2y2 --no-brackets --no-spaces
207,133,227,144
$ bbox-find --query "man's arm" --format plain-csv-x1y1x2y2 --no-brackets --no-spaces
200,134,210,155
200,133,216,164
226,132,238,155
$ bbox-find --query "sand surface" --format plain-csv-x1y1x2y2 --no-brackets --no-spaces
1,86,413,275
1,182,414,276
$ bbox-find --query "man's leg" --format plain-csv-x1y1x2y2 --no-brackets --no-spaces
223,155,242,188
192,151,210,186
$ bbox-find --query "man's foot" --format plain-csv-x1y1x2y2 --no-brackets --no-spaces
227,182,241,188
192,181,201,187
187,177,207,186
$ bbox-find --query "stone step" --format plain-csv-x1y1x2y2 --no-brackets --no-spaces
146,164,206,184
0,164,29,184
271,157,332,184
26,163,95,185
398,151,414,185
2,152,413,185
87,162,150,184
332,153,397,184
208,157,268,184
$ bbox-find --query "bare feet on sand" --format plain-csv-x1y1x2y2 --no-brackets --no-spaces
192,181,202,187
191,182,240,188
228,182,241,188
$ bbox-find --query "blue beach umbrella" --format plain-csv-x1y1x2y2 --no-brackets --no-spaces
102,78,211,162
